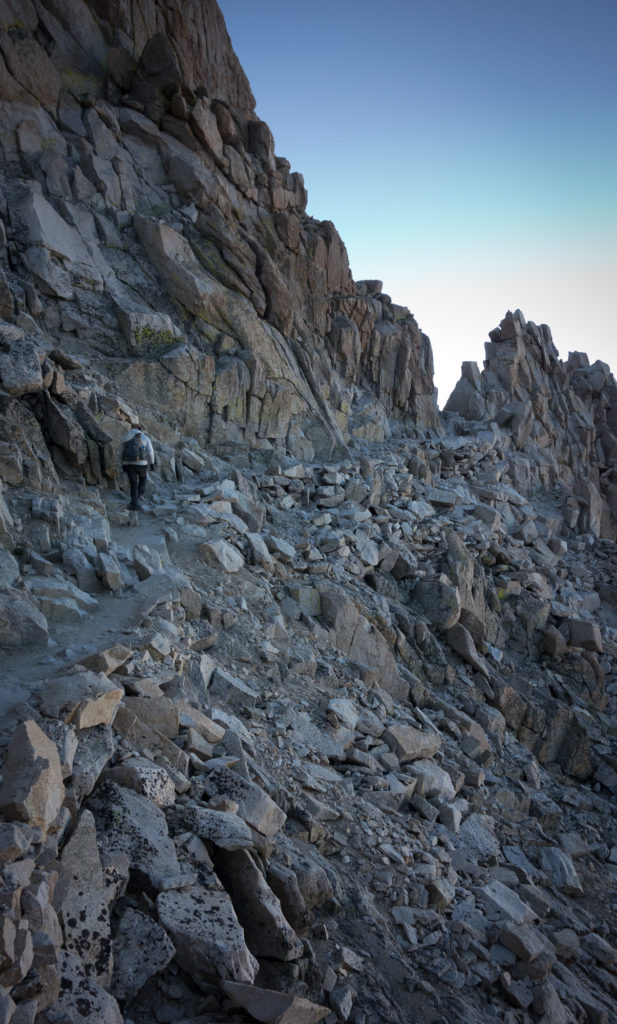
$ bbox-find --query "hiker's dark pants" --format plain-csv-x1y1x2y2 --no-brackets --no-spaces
123,464,147,508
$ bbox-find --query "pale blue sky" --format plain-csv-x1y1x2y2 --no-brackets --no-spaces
219,0,617,405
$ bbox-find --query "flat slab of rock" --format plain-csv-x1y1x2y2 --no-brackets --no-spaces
222,980,330,1023
157,886,258,987
181,806,253,850
39,670,123,729
479,880,536,924
199,539,244,572
205,765,286,837
383,724,441,763
0,720,64,830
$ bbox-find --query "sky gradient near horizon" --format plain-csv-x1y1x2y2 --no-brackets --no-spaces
218,0,617,406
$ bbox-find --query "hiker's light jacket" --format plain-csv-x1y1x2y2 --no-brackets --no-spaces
121,428,155,467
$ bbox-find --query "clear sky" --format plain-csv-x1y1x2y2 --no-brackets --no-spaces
218,0,617,407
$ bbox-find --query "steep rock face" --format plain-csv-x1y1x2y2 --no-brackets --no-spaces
0,0,439,481
445,310,617,538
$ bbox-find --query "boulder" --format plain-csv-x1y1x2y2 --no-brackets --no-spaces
212,848,304,961
39,671,123,729
221,981,330,1023
0,588,48,648
54,810,112,984
0,720,64,830
383,724,441,763
199,539,245,572
111,908,175,1002
204,765,286,837
156,887,258,987
87,782,183,893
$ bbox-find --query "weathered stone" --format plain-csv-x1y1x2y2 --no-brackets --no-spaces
204,765,286,837
445,622,491,677
411,576,461,629
76,644,132,675
112,705,190,778
50,950,122,1024
200,539,245,572
0,721,64,830
39,671,123,729
88,782,183,893
479,880,536,924
563,618,603,653
181,806,253,850
0,334,43,397
221,981,329,1023
96,551,123,591
499,922,552,963
383,724,441,763
156,887,258,987
54,809,112,984
122,695,180,737
213,848,303,961
538,847,583,896
0,588,48,648
102,756,176,808
409,759,456,802
208,667,259,707
111,907,175,1002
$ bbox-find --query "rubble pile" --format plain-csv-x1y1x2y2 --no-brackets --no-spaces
1,424,617,1023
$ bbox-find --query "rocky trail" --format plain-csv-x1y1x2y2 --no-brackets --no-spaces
0,1,616,1022
2,427,617,1024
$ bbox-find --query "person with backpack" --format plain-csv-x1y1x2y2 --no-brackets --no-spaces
121,424,155,510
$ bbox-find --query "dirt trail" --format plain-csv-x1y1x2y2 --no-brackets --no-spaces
0,483,187,735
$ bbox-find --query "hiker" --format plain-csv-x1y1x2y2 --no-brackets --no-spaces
121,424,155,510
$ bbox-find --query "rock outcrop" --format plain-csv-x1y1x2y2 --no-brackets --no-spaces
0,4,616,1024
445,309,617,539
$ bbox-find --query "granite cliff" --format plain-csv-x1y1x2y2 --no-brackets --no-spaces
0,3,617,1024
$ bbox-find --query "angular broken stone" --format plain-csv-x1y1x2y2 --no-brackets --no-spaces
205,765,286,837
102,756,176,808
87,782,183,893
383,724,441,763
479,880,536,924
410,576,461,629
199,539,245,572
181,806,253,850
96,551,123,591
77,644,132,675
213,848,304,961
0,720,64,830
222,980,329,1023
0,588,48,648
538,847,583,896
122,695,180,737
156,887,258,987
51,950,122,1024
409,759,456,803
111,907,175,1002
39,670,123,729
